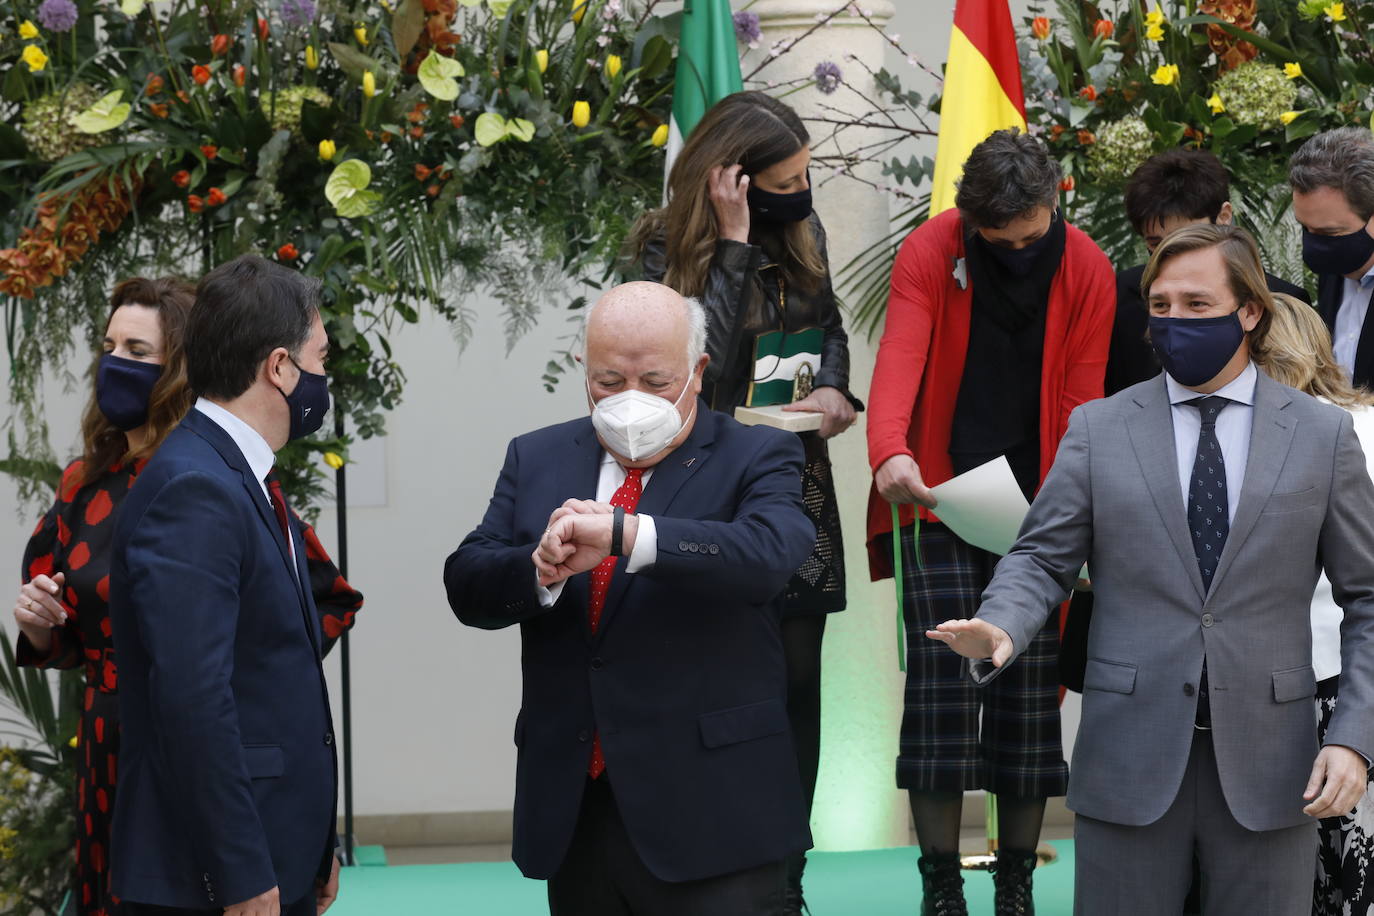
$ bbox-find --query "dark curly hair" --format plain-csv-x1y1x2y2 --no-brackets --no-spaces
954,128,1062,230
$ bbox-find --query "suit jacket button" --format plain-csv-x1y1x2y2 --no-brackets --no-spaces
1184,683,1195,697
708,544,719,555
689,542,700,553
325,733,334,746
1201,613,1214,628
591,657,604,670
678,540,689,552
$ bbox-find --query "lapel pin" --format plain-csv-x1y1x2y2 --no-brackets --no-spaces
952,256,968,290
684,457,696,468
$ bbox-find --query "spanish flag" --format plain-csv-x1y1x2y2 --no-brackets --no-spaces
929,0,1028,216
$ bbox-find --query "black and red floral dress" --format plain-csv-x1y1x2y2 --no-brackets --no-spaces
17,459,362,916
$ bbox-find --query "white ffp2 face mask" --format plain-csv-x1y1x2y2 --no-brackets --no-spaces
588,376,696,462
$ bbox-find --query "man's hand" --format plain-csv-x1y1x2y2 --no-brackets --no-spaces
708,164,750,243
533,501,613,586
534,512,640,586
13,572,67,651
782,386,857,439
316,855,340,915
225,885,280,916
1304,745,1368,818
926,618,1014,668
875,454,938,509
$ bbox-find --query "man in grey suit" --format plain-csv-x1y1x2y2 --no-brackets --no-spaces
930,223,1374,914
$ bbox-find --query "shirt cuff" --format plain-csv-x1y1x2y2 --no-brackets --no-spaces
626,514,656,573
536,576,565,608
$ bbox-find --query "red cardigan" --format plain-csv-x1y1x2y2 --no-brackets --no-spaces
865,208,1116,579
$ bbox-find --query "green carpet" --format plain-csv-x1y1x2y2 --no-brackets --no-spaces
329,842,1075,915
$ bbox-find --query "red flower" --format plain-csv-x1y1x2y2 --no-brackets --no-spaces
200,144,218,160
211,34,231,56
449,114,465,129
187,195,204,213
171,170,191,188
1079,85,1098,101
206,187,227,207
192,65,211,86
1093,19,1114,38
277,243,299,261
148,102,170,119
257,17,270,40
414,163,433,181
144,74,165,96
232,64,246,87
1060,176,1076,192
1031,16,1051,39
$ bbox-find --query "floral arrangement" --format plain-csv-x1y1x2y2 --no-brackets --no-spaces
1021,0,1374,268
0,0,675,509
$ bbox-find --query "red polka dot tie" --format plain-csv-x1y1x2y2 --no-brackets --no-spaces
586,467,644,779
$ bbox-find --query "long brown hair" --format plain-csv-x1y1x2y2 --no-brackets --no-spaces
79,277,197,485
1252,292,1374,408
626,90,826,297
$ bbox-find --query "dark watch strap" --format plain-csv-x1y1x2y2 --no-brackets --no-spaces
610,505,625,557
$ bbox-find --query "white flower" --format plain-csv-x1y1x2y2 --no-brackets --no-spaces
595,33,610,46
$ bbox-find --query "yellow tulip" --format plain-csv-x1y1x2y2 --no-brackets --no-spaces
1325,2,1346,21
1151,64,1179,86
19,20,38,39
571,100,590,128
362,70,376,98
1207,93,1225,114
535,49,549,73
606,54,622,79
323,452,345,470
651,123,669,147
355,25,369,47
21,44,47,72
1144,8,1165,26
1145,22,1165,41
1284,62,1303,79
305,45,319,71
572,0,587,24
319,139,336,161
1280,110,1300,125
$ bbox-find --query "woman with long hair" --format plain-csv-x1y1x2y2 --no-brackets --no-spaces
11,277,362,915
1250,292,1374,916
627,90,863,914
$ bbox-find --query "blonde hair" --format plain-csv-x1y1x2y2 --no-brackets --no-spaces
1252,292,1374,408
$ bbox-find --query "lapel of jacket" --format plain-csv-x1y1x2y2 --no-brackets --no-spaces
1352,284,1374,389
593,402,715,641
1317,273,1343,327
1126,375,1206,602
1207,372,1296,599
566,420,606,644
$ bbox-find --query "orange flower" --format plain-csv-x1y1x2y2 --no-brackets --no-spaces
409,126,424,139
1077,129,1096,145
380,131,393,143
257,17,270,40
187,195,204,213
1049,124,1066,140
1093,19,1113,38
426,184,440,197
148,102,170,118
200,144,218,160
1060,176,1076,192
414,164,433,181
206,187,226,206
1031,16,1051,39
192,65,211,86
145,74,165,96
1079,85,1098,101
449,114,465,129
232,64,246,87
407,102,430,124
277,243,299,261
176,90,190,105
211,34,231,56
171,170,191,188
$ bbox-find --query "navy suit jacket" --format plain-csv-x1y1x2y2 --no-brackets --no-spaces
445,404,816,882
1316,271,1374,389
109,409,337,909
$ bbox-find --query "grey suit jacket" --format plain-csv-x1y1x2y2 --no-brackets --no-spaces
973,370,1374,832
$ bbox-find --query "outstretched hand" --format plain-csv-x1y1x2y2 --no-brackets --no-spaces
926,618,1014,668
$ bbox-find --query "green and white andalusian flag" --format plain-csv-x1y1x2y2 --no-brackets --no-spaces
748,328,823,407
665,0,743,175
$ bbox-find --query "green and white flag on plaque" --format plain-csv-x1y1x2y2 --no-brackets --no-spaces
748,328,823,407
664,0,744,177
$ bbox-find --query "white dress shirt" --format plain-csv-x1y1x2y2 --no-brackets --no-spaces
194,398,296,571
538,451,658,606
1331,264,1374,377
1165,361,1257,524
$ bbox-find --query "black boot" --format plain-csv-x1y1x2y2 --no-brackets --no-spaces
918,852,967,916
781,851,810,916
991,849,1037,916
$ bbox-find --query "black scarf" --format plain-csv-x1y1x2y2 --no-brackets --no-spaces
963,212,1067,333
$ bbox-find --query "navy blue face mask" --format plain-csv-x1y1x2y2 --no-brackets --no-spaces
978,213,1059,277
1148,310,1246,387
1302,226,1374,277
281,358,331,441
96,353,163,431
746,172,813,224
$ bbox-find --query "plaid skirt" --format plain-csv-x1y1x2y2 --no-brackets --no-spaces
890,520,1069,798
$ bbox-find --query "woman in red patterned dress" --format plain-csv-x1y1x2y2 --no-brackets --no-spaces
10,277,362,915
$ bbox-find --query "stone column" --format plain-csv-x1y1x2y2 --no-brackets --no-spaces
740,0,908,851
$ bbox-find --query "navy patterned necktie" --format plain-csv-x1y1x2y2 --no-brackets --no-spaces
1186,395,1231,728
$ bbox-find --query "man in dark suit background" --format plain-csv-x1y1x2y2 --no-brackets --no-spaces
1290,127,1374,388
445,281,816,915
109,256,340,916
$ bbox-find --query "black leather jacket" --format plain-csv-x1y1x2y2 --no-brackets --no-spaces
640,213,863,413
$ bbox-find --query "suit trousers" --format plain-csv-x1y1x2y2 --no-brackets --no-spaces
547,777,787,916
122,892,318,915
1074,729,1314,916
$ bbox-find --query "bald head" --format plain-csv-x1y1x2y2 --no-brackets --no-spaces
584,281,706,368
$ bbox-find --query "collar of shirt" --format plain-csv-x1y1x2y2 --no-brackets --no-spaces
598,450,654,498
195,397,276,499
1165,360,1257,408
1360,262,1374,290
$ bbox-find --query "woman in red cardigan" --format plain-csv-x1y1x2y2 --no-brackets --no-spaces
866,129,1115,915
